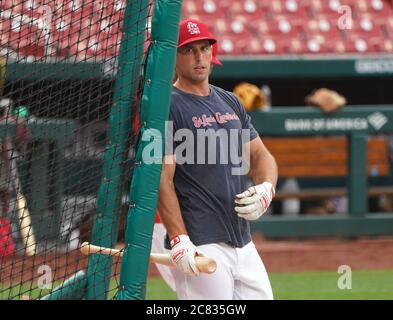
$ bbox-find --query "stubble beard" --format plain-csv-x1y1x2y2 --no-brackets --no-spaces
184,69,209,84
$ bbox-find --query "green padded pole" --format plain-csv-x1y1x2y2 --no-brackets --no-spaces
85,0,150,299
116,0,182,300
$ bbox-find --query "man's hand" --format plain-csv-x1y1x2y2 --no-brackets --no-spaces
170,235,204,275
234,182,275,220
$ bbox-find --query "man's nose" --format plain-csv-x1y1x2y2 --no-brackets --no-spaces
194,49,202,60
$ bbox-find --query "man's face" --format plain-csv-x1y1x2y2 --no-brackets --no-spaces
176,40,212,84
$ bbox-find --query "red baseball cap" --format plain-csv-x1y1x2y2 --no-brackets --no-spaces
212,42,223,66
178,18,217,48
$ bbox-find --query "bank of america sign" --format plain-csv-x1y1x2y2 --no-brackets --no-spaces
285,112,388,132
367,112,388,130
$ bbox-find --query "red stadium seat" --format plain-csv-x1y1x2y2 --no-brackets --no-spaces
227,19,253,38
235,36,270,54
229,36,278,55
250,35,307,55
196,9,227,23
367,36,393,53
343,35,379,53
224,0,263,17
303,15,342,38
219,37,242,55
220,33,269,55
96,33,120,58
61,33,92,59
85,36,100,58
247,19,270,35
381,39,393,52
275,36,308,54
327,37,347,53
384,16,393,36
183,0,223,15
348,13,384,38
211,16,253,37
260,38,279,54
308,0,343,15
235,38,252,54
246,37,264,54
215,0,234,13
261,0,308,16
73,39,89,60
345,0,393,16
3,0,393,59
231,8,265,21
0,19,11,47
267,16,302,36
0,0,11,10
54,31,78,58
315,37,348,53
52,11,73,32
0,0,24,13
182,0,197,15
211,18,231,34
201,0,220,14
305,34,330,53
9,22,46,57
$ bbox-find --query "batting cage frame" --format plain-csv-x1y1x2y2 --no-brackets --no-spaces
35,0,182,300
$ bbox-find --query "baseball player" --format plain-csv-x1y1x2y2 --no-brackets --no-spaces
157,18,277,300
151,41,223,292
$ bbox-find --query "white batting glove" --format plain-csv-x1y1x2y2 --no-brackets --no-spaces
170,235,205,276
234,182,275,221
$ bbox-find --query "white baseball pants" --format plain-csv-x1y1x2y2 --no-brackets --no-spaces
173,241,273,300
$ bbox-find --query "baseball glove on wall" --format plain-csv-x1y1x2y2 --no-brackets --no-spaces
233,82,266,112
305,88,347,113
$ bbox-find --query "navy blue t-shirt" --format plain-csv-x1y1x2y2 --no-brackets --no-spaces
165,85,259,248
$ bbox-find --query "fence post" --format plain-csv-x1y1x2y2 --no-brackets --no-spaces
348,133,368,215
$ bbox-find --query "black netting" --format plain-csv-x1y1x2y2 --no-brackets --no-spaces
0,0,153,300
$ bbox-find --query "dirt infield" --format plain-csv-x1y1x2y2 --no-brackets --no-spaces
0,250,89,283
2,235,393,285
149,234,393,276
252,234,393,273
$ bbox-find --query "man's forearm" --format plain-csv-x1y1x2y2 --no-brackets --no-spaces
158,179,188,239
249,150,278,187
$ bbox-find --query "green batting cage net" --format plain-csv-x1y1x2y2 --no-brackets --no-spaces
0,0,181,300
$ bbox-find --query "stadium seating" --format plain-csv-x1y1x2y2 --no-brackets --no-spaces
1,0,393,58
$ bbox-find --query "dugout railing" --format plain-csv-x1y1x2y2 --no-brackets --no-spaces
249,106,393,238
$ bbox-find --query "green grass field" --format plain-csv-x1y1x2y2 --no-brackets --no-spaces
268,270,393,300
145,269,393,300
2,269,393,300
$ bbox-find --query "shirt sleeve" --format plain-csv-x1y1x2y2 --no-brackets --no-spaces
232,94,259,141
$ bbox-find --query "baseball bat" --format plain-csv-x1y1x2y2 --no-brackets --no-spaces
4,138,36,256
15,191,36,256
80,242,217,274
